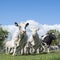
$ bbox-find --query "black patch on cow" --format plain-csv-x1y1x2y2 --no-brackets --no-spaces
43,33,56,45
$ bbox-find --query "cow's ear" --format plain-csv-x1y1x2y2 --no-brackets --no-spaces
14,22,18,26
25,23,29,27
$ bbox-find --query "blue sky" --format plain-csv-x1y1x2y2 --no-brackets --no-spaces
0,0,60,25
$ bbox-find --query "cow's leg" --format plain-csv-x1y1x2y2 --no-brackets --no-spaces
42,45,46,52
8,47,11,54
47,48,49,53
47,45,50,53
36,48,40,54
20,48,21,55
16,47,20,55
21,48,24,55
26,47,30,54
39,47,43,53
33,48,37,54
28,47,30,54
12,47,16,56
10,48,13,54
5,47,8,54
39,44,42,53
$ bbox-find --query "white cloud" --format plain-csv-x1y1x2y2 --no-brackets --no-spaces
1,20,60,39
2,25,19,40
2,25,18,33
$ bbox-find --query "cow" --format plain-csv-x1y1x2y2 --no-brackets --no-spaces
15,22,29,55
5,23,21,55
5,22,29,55
42,33,56,53
26,27,42,54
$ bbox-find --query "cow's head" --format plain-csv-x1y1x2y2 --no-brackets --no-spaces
14,22,29,34
49,33,56,40
30,27,40,36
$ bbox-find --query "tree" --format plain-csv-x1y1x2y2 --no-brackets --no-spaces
0,26,8,47
47,29,59,36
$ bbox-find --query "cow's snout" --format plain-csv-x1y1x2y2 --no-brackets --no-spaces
23,31,26,33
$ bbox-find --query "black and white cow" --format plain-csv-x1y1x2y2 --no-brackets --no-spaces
42,33,56,53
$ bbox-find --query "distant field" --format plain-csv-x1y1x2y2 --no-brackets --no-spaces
0,50,60,60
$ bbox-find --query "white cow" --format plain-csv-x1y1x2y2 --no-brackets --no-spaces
14,22,29,55
5,27,20,55
5,22,29,55
26,27,42,54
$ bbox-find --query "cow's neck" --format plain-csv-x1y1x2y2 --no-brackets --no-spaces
33,33,39,43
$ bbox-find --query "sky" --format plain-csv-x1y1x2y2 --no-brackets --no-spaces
0,0,60,25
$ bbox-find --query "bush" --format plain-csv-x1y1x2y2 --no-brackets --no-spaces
0,27,8,47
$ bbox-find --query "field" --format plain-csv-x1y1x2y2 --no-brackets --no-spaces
0,50,60,60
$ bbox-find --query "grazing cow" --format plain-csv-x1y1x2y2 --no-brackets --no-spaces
5,22,29,55
42,33,56,53
26,27,42,54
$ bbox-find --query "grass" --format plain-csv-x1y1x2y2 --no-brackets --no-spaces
0,50,60,60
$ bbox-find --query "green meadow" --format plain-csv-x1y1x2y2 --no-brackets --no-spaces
0,50,60,60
